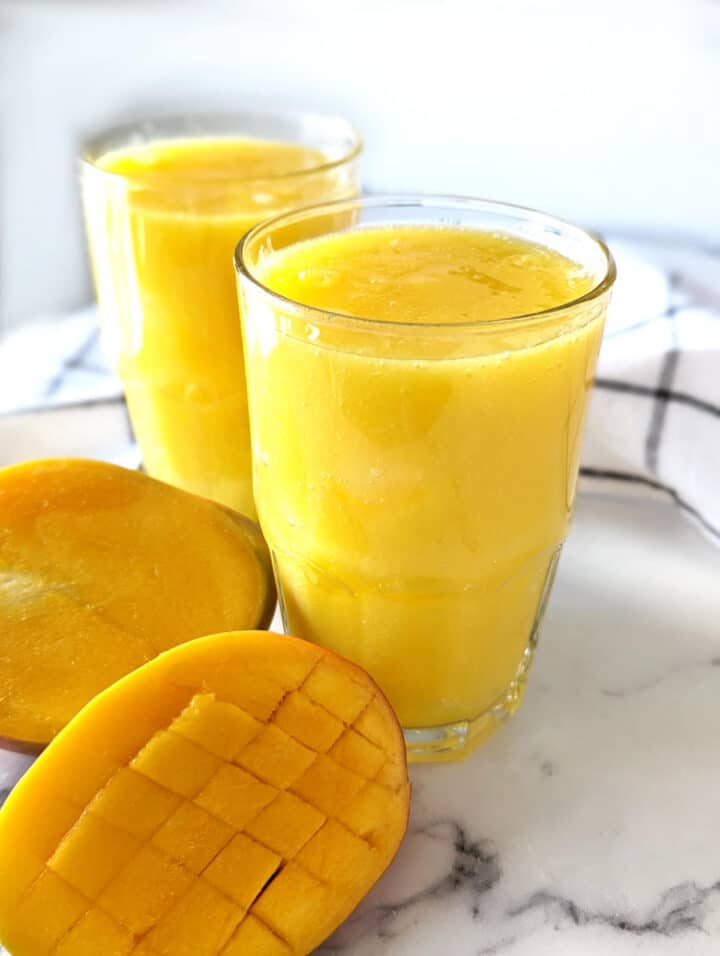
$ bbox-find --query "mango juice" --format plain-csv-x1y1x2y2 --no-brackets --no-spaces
239,215,613,756
82,128,360,517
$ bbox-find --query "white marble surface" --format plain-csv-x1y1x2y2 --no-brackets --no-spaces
2,491,718,954
315,492,720,955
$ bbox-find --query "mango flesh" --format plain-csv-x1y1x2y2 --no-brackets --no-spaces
0,459,275,750
0,630,410,956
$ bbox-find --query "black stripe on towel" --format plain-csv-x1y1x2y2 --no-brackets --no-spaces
42,327,102,400
580,466,720,541
645,348,680,473
594,379,720,420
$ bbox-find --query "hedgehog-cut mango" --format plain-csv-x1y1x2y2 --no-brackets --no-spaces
0,458,276,752
0,630,410,956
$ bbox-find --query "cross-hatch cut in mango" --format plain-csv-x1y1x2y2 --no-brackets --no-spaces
0,458,276,751
0,631,410,956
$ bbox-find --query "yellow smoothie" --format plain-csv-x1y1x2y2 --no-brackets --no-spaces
241,225,606,748
82,135,359,517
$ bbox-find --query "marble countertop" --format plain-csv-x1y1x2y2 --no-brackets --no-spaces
2,491,719,955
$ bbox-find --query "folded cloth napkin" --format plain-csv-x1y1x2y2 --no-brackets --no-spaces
1,238,718,542
581,240,720,544
0,306,139,471
0,306,123,414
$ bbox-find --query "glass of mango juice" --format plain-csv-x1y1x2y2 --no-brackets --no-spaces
236,196,616,762
80,111,361,518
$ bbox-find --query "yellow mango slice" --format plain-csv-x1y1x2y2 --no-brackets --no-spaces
0,458,275,751
0,631,410,956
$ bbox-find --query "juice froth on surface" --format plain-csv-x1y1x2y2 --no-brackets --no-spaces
98,137,328,181
258,226,594,324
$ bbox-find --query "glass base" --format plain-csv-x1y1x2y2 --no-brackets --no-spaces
275,545,562,764
402,648,532,763
403,545,560,762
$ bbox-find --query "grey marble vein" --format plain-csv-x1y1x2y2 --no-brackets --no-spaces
601,655,720,699
504,879,720,942
318,819,501,952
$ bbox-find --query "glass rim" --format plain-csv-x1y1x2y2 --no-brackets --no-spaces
79,109,363,185
235,194,617,332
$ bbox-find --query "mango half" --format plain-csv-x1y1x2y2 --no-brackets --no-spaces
0,630,410,956
0,458,275,751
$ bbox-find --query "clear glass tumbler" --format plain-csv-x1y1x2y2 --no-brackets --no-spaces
236,196,615,761
81,111,361,518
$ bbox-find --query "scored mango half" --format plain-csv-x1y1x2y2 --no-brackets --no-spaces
0,458,276,752
0,630,410,956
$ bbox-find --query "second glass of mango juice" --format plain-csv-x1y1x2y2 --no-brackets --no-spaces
236,197,616,761
81,112,361,518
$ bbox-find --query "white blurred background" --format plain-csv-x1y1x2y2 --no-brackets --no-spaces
1,0,719,330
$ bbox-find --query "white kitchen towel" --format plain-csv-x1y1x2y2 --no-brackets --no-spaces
1,238,718,542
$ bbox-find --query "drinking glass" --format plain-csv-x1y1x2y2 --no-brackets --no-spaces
236,196,615,761
81,111,361,518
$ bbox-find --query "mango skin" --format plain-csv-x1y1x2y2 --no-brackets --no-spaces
0,458,276,752
0,630,410,956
